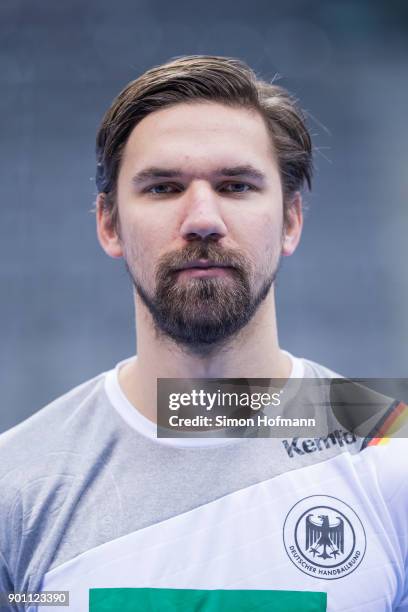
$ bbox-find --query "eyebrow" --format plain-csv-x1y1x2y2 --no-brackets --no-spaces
131,165,267,185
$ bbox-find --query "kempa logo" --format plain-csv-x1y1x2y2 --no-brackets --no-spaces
282,430,357,458
283,495,366,580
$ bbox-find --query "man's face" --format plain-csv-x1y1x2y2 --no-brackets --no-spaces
98,102,301,354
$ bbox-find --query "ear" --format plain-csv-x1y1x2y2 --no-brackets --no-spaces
96,193,123,259
282,191,303,257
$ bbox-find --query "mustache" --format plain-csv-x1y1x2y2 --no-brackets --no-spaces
155,241,250,274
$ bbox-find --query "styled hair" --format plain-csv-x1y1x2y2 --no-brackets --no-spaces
96,55,313,226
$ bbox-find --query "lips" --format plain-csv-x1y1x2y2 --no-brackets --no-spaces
176,260,230,271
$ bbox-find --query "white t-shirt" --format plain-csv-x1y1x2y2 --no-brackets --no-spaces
0,353,406,611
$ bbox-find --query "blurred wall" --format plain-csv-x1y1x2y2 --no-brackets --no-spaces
1,0,407,432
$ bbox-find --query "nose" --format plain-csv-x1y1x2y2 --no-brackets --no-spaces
179,181,228,241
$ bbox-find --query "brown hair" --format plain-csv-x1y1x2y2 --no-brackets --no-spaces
96,55,313,227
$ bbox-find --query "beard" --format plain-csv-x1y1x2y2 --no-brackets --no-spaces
125,240,280,356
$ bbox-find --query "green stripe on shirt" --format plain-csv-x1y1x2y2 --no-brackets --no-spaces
90,587,327,611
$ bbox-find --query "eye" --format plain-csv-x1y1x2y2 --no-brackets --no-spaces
145,183,182,195
221,182,255,193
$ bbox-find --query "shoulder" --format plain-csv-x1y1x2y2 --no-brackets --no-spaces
0,369,122,591
292,353,408,485
0,371,110,482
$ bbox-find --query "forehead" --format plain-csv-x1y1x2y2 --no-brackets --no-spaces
120,102,278,172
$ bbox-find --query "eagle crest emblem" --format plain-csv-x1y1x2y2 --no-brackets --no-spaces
283,495,366,580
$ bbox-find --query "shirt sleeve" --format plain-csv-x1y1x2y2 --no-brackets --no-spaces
395,572,408,611
385,447,408,610
0,549,20,611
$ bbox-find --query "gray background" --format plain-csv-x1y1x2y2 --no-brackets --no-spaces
1,0,407,432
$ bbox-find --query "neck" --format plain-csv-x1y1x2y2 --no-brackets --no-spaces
119,287,292,423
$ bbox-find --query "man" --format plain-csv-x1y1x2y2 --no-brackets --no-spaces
0,56,407,611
